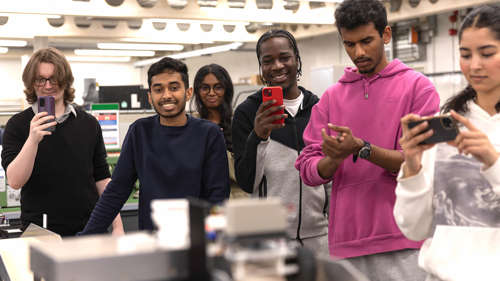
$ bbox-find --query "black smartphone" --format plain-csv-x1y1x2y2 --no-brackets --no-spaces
37,96,55,132
408,115,459,145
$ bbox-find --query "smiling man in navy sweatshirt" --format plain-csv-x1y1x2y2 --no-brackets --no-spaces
80,57,230,234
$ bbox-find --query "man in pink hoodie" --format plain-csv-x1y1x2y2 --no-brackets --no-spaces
295,0,440,280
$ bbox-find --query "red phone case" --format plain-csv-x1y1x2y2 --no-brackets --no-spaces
262,86,284,125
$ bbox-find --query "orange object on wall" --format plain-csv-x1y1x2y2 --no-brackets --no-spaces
410,27,419,44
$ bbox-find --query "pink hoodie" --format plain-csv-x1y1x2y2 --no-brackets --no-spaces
295,59,440,258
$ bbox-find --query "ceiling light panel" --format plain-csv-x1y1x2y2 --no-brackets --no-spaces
169,42,242,59
134,42,243,67
74,49,155,57
66,56,131,62
0,40,27,47
97,43,184,51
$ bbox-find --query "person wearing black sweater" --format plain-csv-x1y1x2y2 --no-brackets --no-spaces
1,48,124,236
232,30,329,256
80,57,230,234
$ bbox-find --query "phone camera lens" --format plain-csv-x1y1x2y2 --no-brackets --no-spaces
441,117,453,129
39,98,45,106
264,89,272,97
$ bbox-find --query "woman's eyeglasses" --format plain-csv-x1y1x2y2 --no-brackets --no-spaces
199,84,225,95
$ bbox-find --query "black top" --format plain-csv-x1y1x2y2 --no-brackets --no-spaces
1,106,110,236
80,115,230,234
231,86,319,193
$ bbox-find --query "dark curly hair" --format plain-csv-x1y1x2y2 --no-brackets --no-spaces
442,4,500,114
256,29,302,84
22,47,75,104
192,64,234,151
334,0,387,37
148,57,189,90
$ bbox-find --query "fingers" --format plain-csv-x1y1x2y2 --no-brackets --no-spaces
257,100,274,112
322,128,337,143
454,130,483,144
450,110,478,132
259,112,287,126
261,104,285,117
454,130,488,154
400,113,423,129
321,128,343,149
321,129,341,157
31,113,55,128
399,120,430,146
257,100,280,114
32,112,48,123
39,121,57,131
327,123,352,135
457,139,484,153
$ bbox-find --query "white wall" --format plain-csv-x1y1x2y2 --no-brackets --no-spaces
420,13,467,105
71,62,143,104
0,60,142,104
0,59,23,100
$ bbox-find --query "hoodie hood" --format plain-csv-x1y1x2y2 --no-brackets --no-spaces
339,59,411,83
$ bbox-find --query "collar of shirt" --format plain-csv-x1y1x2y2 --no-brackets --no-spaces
282,90,304,118
31,103,77,124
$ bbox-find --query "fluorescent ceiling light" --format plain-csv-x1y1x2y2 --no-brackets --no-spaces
0,13,62,19
120,37,214,45
97,43,184,51
74,49,155,57
133,57,163,68
308,0,343,2
133,42,243,67
66,56,131,62
153,19,250,26
0,40,27,47
45,15,62,19
169,42,243,59
0,47,8,54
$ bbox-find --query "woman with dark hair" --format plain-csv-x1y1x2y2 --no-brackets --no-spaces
395,4,500,280
192,64,234,152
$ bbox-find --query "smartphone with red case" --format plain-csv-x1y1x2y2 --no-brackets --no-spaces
262,86,284,125
37,96,55,132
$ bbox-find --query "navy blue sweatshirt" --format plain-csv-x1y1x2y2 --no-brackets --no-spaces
81,115,230,234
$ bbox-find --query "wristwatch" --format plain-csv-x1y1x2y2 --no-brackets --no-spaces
353,140,371,163
359,140,371,159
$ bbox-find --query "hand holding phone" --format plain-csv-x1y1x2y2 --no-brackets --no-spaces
254,87,286,140
261,86,284,125
37,96,56,132
407,115,459,145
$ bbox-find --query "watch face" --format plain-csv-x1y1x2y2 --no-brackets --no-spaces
359,147,370,159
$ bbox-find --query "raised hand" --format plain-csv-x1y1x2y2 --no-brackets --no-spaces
449,110,499,168
321,123,362,160
399,114,435,177
27,112,57,144
254,100,287,140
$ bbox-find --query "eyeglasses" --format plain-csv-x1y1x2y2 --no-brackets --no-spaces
34,77,58,87
199,84,225,95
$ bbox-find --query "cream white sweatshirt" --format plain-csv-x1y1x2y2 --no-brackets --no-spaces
394,101,500,281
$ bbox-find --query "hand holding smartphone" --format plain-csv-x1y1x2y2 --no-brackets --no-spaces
261,86,284,125
37,96,56,132
408,115,459,145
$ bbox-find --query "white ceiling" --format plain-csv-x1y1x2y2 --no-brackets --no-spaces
0,0,496,63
